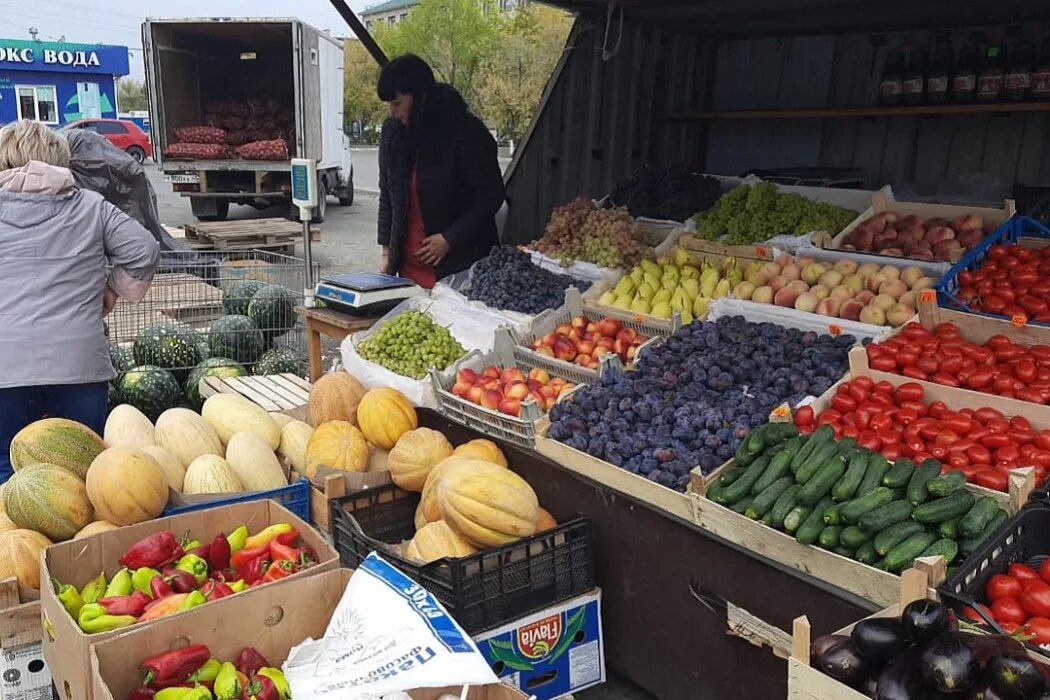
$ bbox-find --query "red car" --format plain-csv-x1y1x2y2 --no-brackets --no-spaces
60,118,153,163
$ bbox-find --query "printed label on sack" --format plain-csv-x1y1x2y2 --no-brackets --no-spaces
903,77,925,95
953,75,976,91
880,79,903,96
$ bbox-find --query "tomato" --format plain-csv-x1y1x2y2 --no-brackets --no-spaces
948,452,971,469
817,411,842,426
966,444,992,464
858,431,881,452
987,334,1013,349
987,573,1023,600
1039,559,1050,585
1027,617,1050,646
917,356,940,375
941,355,964,374
896,407,920,425
899,400,928,417
902,322,929,338
870,356,896,371
1016,388,1048,405
848,383,870,403
1017,359,1038,384
987,417,1011,433
999,621,1022,634
877,428,902,445
901,366,928,380
997,445,1021,463
934,430,961,446
1011,563,1042,582
906,438,926,457
869,413,895,432
793,405,815,428
983,433,1012,449
935,322,961,336
894,382,923,402
930,446,949,460
957,464,980,482
1022,581,1050,618
997,346,1025,362
940,415,975,435
1009,430,1034,446
961,604,994,623
921,424,941,441
966,369,995,390
880,442,902,461
991,597,1028,625
831,394,857,412
840,424,860,439
896,349,919,368
928,401,948,419
975,469,1009,491
853,408,872,431
853,376,875,391
974,407,1006,424
931,373,962,388
1037,431,1050,451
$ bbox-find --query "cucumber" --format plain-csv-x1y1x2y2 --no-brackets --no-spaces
834,546,856,558
912,491,976,524
872,558,888,571
797,497,834,545
797,441,841,485
819,525,843,549
921,538,959,565
705,477,726,502
938,517,961,540
716,463,749,486
783,505,813,534
833,452,870,502
761,511,773,526
890,486,907,501
873,521,925,556
838,437,858,451
858,455,890,497
770,484,802,529
906,459,942,506
733,425,767,465
840,487,894,525
860,500,914,533
959,496,999,539
751,448,794,495
791,425,833,473
959,537,981,558
729,495,755,515
885,532,938,572
840,525,872,550
766,422,800,445
823,503,842,526
927,470,967,498
798,454,847,506
979,509,1009,542
883,458,916,488
745,477,795,519
715,455,771,505
856,540,879,565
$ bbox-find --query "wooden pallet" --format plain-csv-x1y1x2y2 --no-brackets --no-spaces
107,273,224,341
183,219,320,250
199,373,311,412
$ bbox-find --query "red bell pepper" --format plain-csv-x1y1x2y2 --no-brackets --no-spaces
185,544,212,561
127,687,156,700
209,567,238,583
119,532,185,570
237,555,270,585
97,591,151,617
261,560,295,583
235,647,271,678
150,575,174,600
162,568,199,594
141,644,211,687
272,530,300,547
209,532,232,572
268,539,305,564
241,674,279,700
200,580,234,602
230,545,269,570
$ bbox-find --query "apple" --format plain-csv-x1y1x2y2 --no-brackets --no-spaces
839,300,863,321
833,259,859,276
539,385,558,401
810,284,830,300
498,397,522,417
585,321,599,334
774,287,800,307
830,286,852,301
501,367,526,384
752,285,774,304
528,367,550,384
456,368,478,385
816,298,841,317
873,293,896,310
483,378,502,391
467,385,484,403
505,382,530,400
616,328,637,345
540,332,559,348
594,346,614,359
886,303,915,327
586,331,602,342
795,292,820,313
558,385,575,399
529,392,548,411
597,317,623,338
549,377,566,389
855,290,876,305
568,328,584,342
860,305,886,325
818,270,844,289
451,380,472,398
769,275,789,293
597,337,615,351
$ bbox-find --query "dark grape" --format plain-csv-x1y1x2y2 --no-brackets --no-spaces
467,246,591,315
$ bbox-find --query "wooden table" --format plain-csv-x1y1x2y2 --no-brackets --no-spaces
297,306,378,381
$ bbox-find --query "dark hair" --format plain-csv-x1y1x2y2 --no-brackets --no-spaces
376,54,436,102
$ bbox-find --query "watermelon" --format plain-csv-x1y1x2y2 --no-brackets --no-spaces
133,322,203,381
194,332,210,362
119,366,183,420
208,315,265,364
223,279,266,316
9,418,105,480
185,357,248,408
109,344,135,373
254,347,306,377
247,284,298,338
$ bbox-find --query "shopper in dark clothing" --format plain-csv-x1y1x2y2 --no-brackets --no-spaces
376,54,505,287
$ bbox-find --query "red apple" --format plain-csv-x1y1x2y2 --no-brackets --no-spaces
456,368,479,385
482,378,502,391
481,389,503,410
528,368,550,384
500,367,526,384
498,396,522,417
505,381,529,400
539,386,558,402
596,337,615,351
597,317,623,338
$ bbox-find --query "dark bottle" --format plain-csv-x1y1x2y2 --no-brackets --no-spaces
880,48,905,105
903,48,929,104
1031,37,1050,101
928,40,953,104
1006,38,1035,101
953,42,981,102
977,44,1006,101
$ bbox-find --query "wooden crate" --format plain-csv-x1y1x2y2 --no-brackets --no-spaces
916,291,1050,346
198,373,311,413
677,234,778,261
183,218,321,249
0,577,50,696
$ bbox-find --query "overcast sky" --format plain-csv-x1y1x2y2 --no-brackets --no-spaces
0,0,373,79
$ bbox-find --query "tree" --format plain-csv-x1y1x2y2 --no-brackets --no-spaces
116,78,148,112
343,39,386,140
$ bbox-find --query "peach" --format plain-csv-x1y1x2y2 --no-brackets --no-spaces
899,291,917,309
540,332,559,348
774,287,800,307
733,281,756,300
843,274,865,293
860,305,886,326
886,303,915,327
616,328,637,345
879,265,901,281
879,279,908,300
873,293,896,311
747,270,770,287
899,266,924,288
801,263,826,286
480,389,503,409
498,397,522,417
833,259,859,276
839,299,863,321
505,382,530,400
776,253,795,267
536,345,555,358
539,385,558,401
816,298,841,317
925,226,956,245
819,270,844,289
483,378,501,391
555,322,573,336
574,353,592,366
528,367,551,384
855,290,876,305
451,380,472,398
900,214,923,229
529,391,548,411
797,256,816,267
527,378,544,393
483,365,501,379
794,292,820,313
830,285,853,301
501,367,526,384
780,264,802,282
769,275,789,293
952,214,983,232
571,315,588,329
866,273,888,293
585,321,599,334
467,385,484,403
912,277,935,292
568,328,584,342
597,317,623,338
577,340,596,356
548,377,567,389
751,286,774,304
810,284,830,300
857,263,881,278
761,262,782,279
787,280,810,294
553,338,577,361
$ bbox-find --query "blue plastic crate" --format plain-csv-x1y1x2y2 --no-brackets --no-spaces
935,215,1050,325
161,475,311,521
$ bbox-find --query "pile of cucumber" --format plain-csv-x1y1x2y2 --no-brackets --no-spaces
706,422,1009,574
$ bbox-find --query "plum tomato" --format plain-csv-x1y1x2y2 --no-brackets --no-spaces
1010,563,1042,582
974,469,1008,491
991,597,1028,626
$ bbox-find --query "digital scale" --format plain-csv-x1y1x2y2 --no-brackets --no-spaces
315,272,425,314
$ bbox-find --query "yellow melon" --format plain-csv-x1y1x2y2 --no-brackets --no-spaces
404,520,478,563
309,371,366,425
305,421,369,478
437,461,539,548
415,456,479,530
452,439,508,468
387,428,453,492
357,387,417,449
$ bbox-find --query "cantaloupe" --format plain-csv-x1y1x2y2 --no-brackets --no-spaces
278,421,313,475
154,408,223,468
356,388,417,449
404,521,477,563
437,461,539,548
85,448,169,526
74,521,119,540
103,404,156,450
304,421,369,477
309,371,366,425
2,463,94,541
202,394,280,449
141,446,186,492
0,513,18,534
0,529,51,590
452,439,508,468
9,418,105,479
183,455,243,495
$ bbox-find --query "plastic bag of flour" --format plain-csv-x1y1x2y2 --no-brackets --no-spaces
283,553,497,698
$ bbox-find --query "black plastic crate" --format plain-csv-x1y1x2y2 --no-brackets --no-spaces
1014,183,1050,226
330,482,595,634
939,503,1050,657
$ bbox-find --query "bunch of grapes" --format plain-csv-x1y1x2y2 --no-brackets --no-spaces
532,198,652,269
468,246,590,314
357,310,465,379
693,182,858,245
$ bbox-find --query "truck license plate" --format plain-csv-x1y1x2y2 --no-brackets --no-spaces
165,173,200,184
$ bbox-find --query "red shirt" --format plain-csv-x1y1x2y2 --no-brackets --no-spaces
399,167,437,289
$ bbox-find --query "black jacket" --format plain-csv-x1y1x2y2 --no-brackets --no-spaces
377,84,505,280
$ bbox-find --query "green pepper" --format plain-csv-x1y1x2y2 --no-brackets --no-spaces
183,538,202,550
79,571,107,605
54,580,83,619
228,579,247,593
227,526,249,553
214,662,242,699
131,567,161,595
156,688,214,700
77,603,136,634
257,667,290,699
188,659,222,683
177,589,207,612
104,568,133,597
175,554,209,585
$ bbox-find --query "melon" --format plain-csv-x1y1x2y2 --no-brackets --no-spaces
304,421,369,478
141,445,186,492
452,439,508,468
357,387,417,449
183,455,243,495
9,418,105,479
0,513,18,534
201,394,280,449
185,357,247,409
278,421,313,475
223,279,267,316
254,347,306,377
415,456,477,530
387,428,453,492
247,284,297,339
3,463,94,541
74,521,119,540
118,366,183,420
133,321,203,382
104,404,157,450
437,461,539,548
535,508,558,532
309,372,366,426
0,529,51,591
367,447,390,473
85,448,169,526
154,408,224,468
404,521,478,563
208,315,265,364
269,412,295,429
225,432,287,491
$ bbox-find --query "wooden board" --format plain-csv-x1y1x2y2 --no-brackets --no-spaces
917,294,1050,346
107,272,225,341
199,373,311,412
677,234,777,261
184,218,319,241
0,577,42,650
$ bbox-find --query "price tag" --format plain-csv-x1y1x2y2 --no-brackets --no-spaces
771,404,791,420
756,246,768,257
633,315,646,322
828,324,842,336
1012,314,1028,328
919,290,936,304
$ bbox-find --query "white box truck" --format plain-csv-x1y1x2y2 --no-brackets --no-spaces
143,17,353,222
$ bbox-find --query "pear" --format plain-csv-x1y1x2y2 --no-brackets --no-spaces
613,294,633,310
693,295,711,318
700,275,718,298
613,276,636,296
680,308,694,325
651,301,673,319
629,267,645,285
680,278,700,299
713,278,731,299
681,265,700,280
652,288,672,305
661,276,678,292
636,281,656,301
674,247,692,268
630,297,651,314
640,259,661,277
598,291,617,306
643,272,661,290
671,288,691,311
662,267,680,283
655,255,673,267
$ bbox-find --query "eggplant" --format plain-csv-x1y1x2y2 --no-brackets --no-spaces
854,673,879,698
986,653,1047,699
877,652,927,700
812,633,851,660
816,638,869,686
970,635,1028,666
921,633,981,693
902,599,951,645
969,683,1011,700
854,618,910,661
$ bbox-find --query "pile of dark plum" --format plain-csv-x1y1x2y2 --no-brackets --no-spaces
548,315,854,492
467,246,590,315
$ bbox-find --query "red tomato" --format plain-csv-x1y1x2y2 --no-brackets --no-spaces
974,407,1005,424
1039,559,1050,585
934,430,961,447
1027,617,1050,646
848,383,870,403
831,394,857,413
878,428,902,445
986,335,1013,349
1021,581,1050,618
896,407,920,425
793,405,815,428
906,438,926,457
840,424,860,439
940,415,975,435
930,446,949,460
991,597,1028,625
997,445,1022,464
1000,621,1022,634
894,382,924,402
870,356,896,371
902,322,928,338
917,356,940,375
932,372,962,388
987,573,1024,600
858,431,881,452
1010,563,1041,582
928,401,948,419
987,417,1012,433
961,604,994,623
899,400,928,418
1036,431,1050,451
1009,430,1034,446
897,350,919,368
948,452,971,469
880,443,902,461
966,444,992,464
1018,359,1038,384
874,381,895,395
975,469,1009,491
967,370,995,389
853,376,875,391
902,366,928,380
817,410,842,426
1016,388,1048,405
983,433,1012,449
957,465,980,482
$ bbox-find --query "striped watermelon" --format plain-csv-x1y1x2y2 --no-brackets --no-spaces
223,279,267,316
2,463,94,541
133,322,204,382
247,284,297,339
208,315,265,364
9,418,105,480
185,358,247,408
254,347,306,377
119,366,183,420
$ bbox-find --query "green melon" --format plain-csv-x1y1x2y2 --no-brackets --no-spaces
253,347,306,377
9,418,105,480
185,357,248,408
119,366,183,420
223,279,267,316
247,284,298,339
208,315,265,364
133,322,203,381
3,463,94,541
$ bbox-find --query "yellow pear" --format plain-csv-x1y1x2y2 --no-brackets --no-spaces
643,272,661,290
693,295,711,318
630,297,651,314
680,278,700,299
640,259,661,277
671,288,690,312
636,282,656,301
662,265,680,281
652,288,672,305
629,267,645,285
680,308,694,325
613,276,636,296
713,278,731,299
681,265,700,280
662,276,679,292
598,291,617,306
655,255,673,267
613,294,633,310
674,247,691,268
700,275,718,298
651,301,673,319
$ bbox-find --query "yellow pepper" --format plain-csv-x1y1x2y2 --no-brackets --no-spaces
257,668,291,699
243,524,292,550
213,662,242,700
228,579,247,593
227,526,249,553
